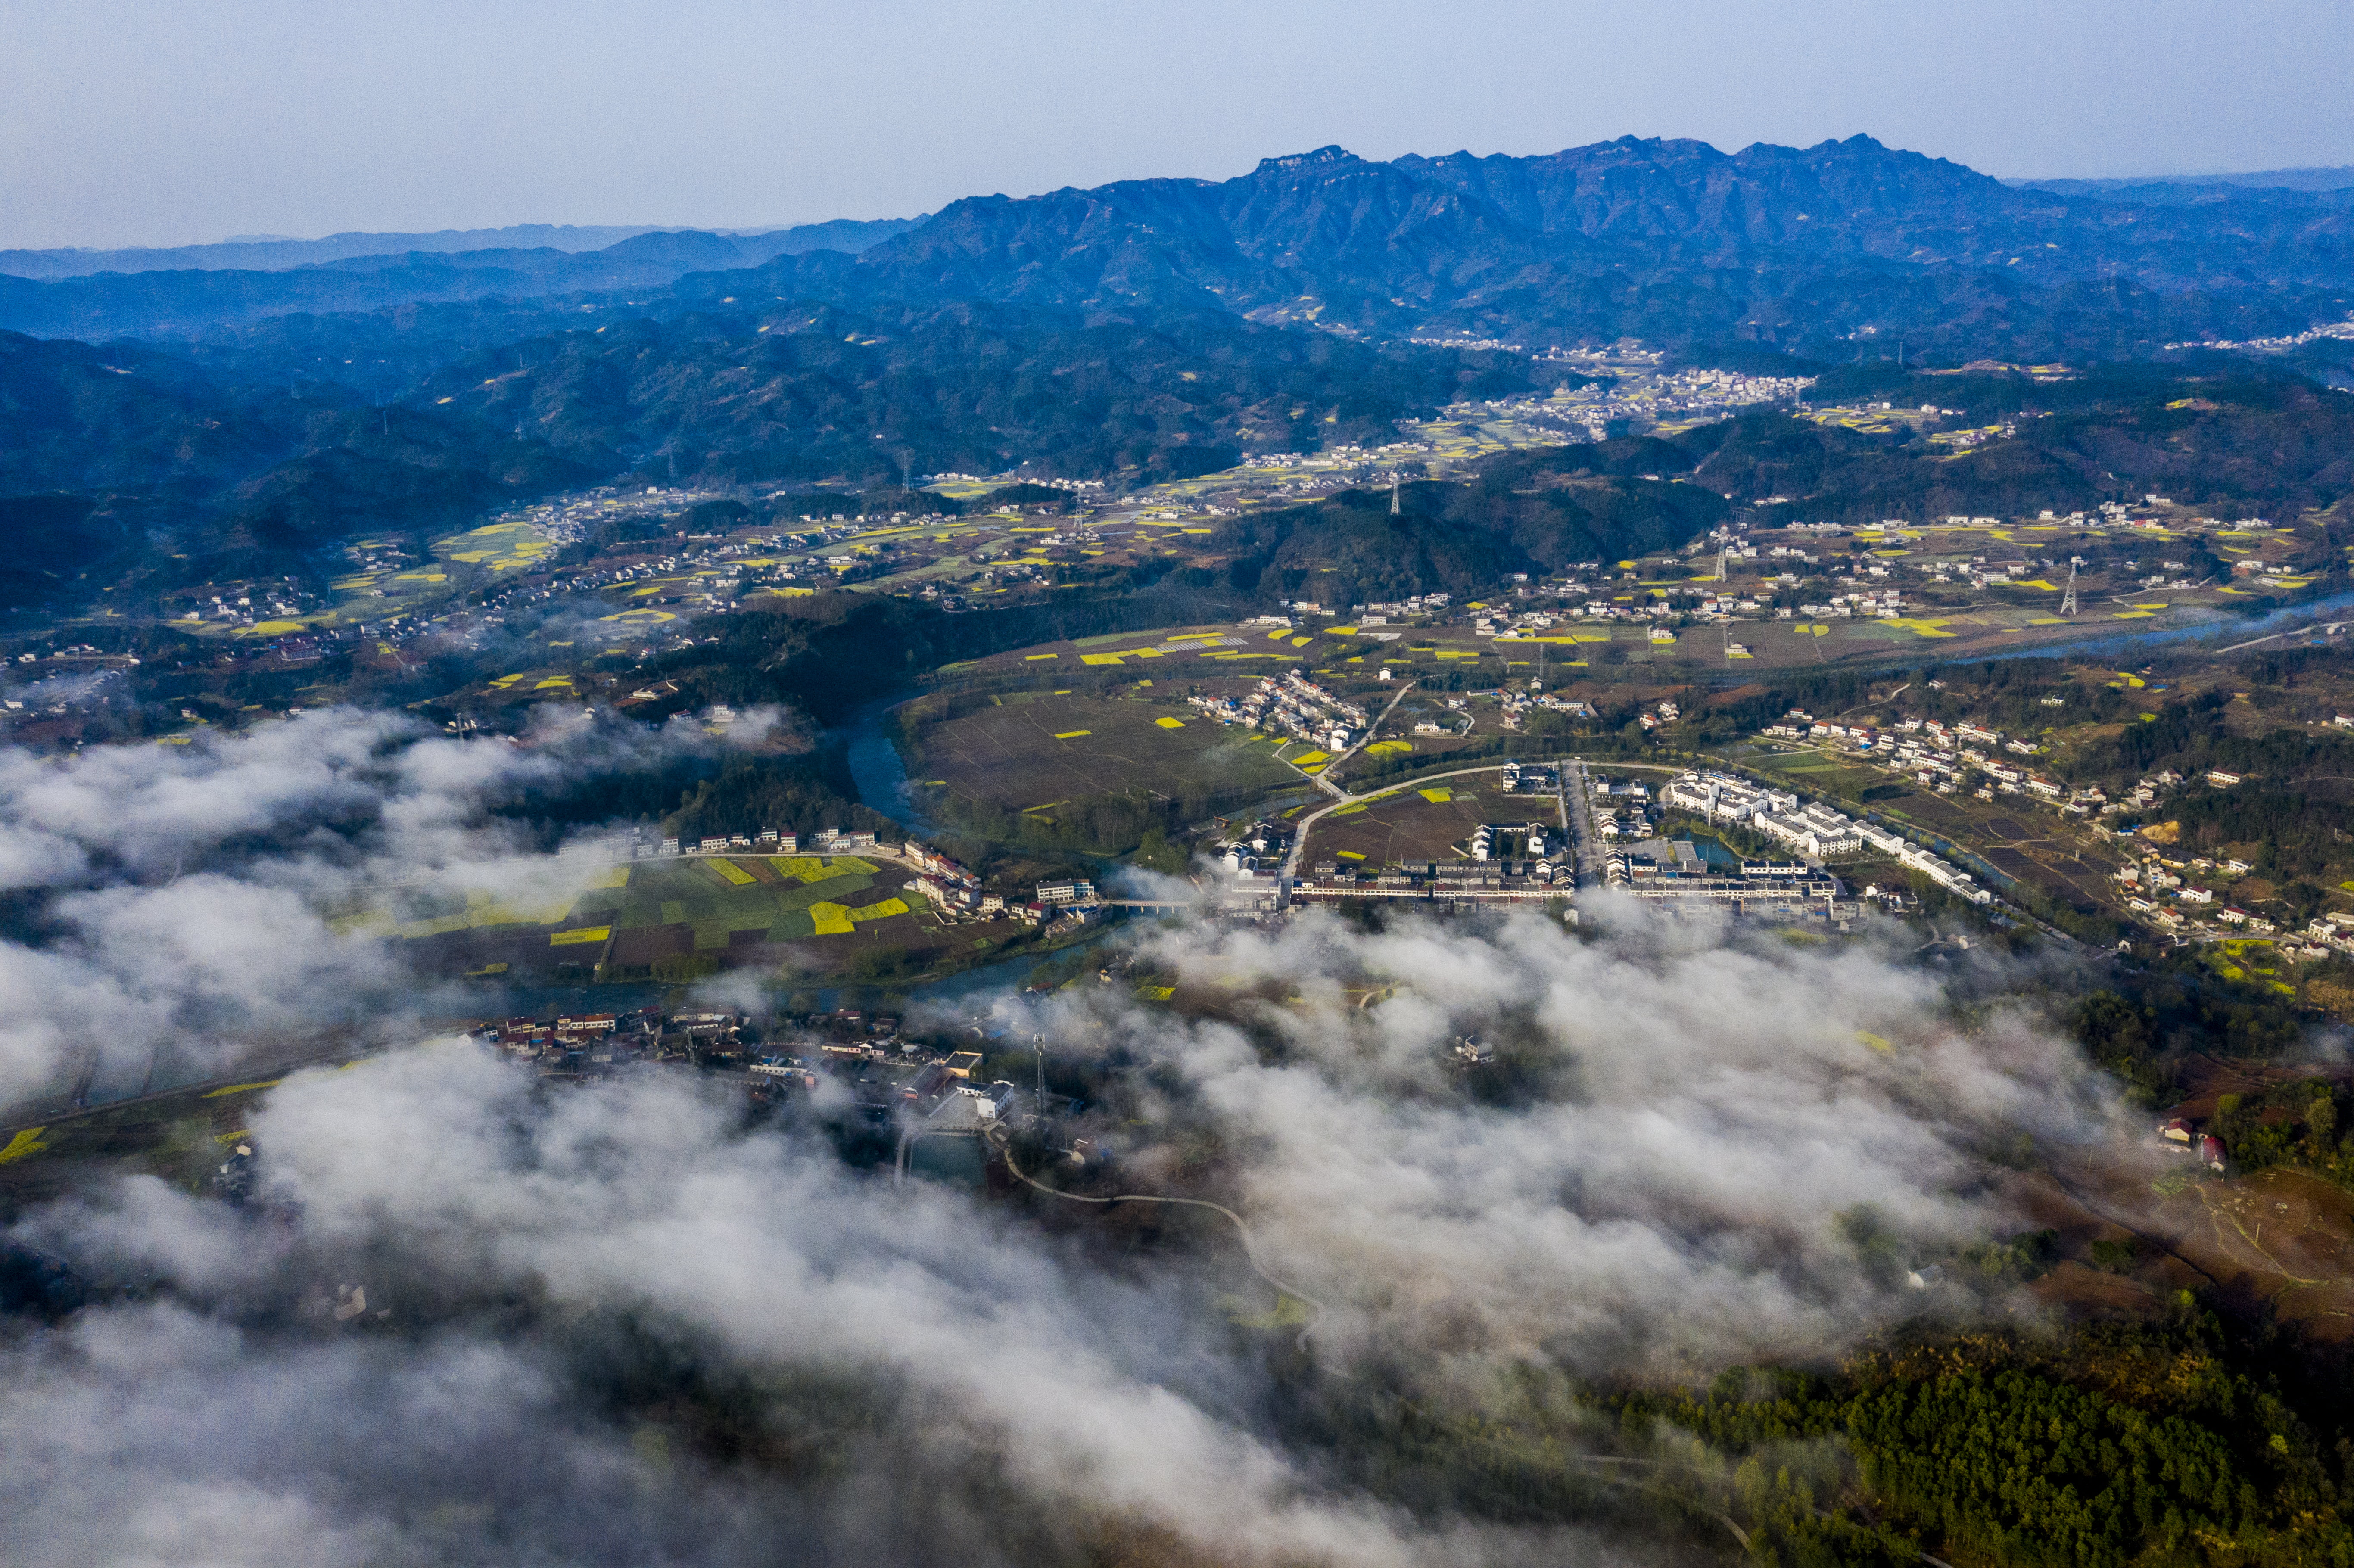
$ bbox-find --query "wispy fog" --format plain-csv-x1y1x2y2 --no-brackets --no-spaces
0,706,729,1107
0,733,2122,1566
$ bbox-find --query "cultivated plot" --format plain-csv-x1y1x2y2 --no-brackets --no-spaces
916,692,1296,816
1305,786,1505,868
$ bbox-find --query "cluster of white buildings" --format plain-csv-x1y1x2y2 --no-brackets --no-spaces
1470,820,1556,865
1189,673,1367,750
1217,820,1294,880
1767,713,2080,806
1588,777,1653,840
1660,771,1861,857
2160,313,2354,354
1489,687,1591,731
639,825,881,858
908,843,1016,921
1794,587,1906,619
1657,769,1990,904
1475,365,1814,441
1238,441,1435,470
1574,597,1713,625
923,471,1106,493
2146,900,2354,961
1351,593,1451,622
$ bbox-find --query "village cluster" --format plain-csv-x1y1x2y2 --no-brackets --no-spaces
1769,710,2092,808
1451,361,1816,443
1187,672,1371,750
1759,694,2354,950
468,1001,1068,1173
1219,748,1900,929
2114,850,2354,959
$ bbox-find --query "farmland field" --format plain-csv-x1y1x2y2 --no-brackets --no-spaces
914,691,1297,816
380,854,996,977
1305,785,1525,868
1862,785,2128,913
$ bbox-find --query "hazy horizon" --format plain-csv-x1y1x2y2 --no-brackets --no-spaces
12,146,2354,259
6,0,2353,251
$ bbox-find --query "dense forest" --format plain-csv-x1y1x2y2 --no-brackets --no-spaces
1275,1313,2354,1568
1210,446,1731,607
412,298,1541,487
1574,365,2354,521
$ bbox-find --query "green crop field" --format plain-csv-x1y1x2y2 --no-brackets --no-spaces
607,855,904,950
371,854,953,977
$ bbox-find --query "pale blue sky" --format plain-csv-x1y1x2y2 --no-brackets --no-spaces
4,0,2351,249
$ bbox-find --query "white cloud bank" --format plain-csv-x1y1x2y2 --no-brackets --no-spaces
1,902,2116,1566
0,706,719,1108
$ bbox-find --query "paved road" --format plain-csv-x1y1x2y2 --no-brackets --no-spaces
2211,616,2348,657
1560,758,1606,890
1281,680,1419,801
990,1125,1326,1350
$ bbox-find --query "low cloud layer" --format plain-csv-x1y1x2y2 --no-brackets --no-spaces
0,705,724,1108
1101,910,2109,1373
3,893,2117,1565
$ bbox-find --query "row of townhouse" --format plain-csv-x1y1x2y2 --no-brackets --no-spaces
1658,769,1991,904
1351,593,1450,622
637,825,880,858
1657,771,1862,857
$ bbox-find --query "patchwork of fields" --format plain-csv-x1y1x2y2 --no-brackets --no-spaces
369,854,956,975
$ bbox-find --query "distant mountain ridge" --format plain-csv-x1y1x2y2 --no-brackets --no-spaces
832,134,2354,303
7,136,2353,362
0,219,924,340
2014,166,2354,199
0,217,920,280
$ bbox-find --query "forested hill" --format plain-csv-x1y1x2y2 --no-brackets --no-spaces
1562,362,2354,523
0,330,609,603
408,299,1539,487
1211,448,1729,608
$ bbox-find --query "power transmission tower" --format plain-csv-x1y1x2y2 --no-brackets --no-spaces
2061,556,2081,617
1390,474,1401,515
1716,541,1728,581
